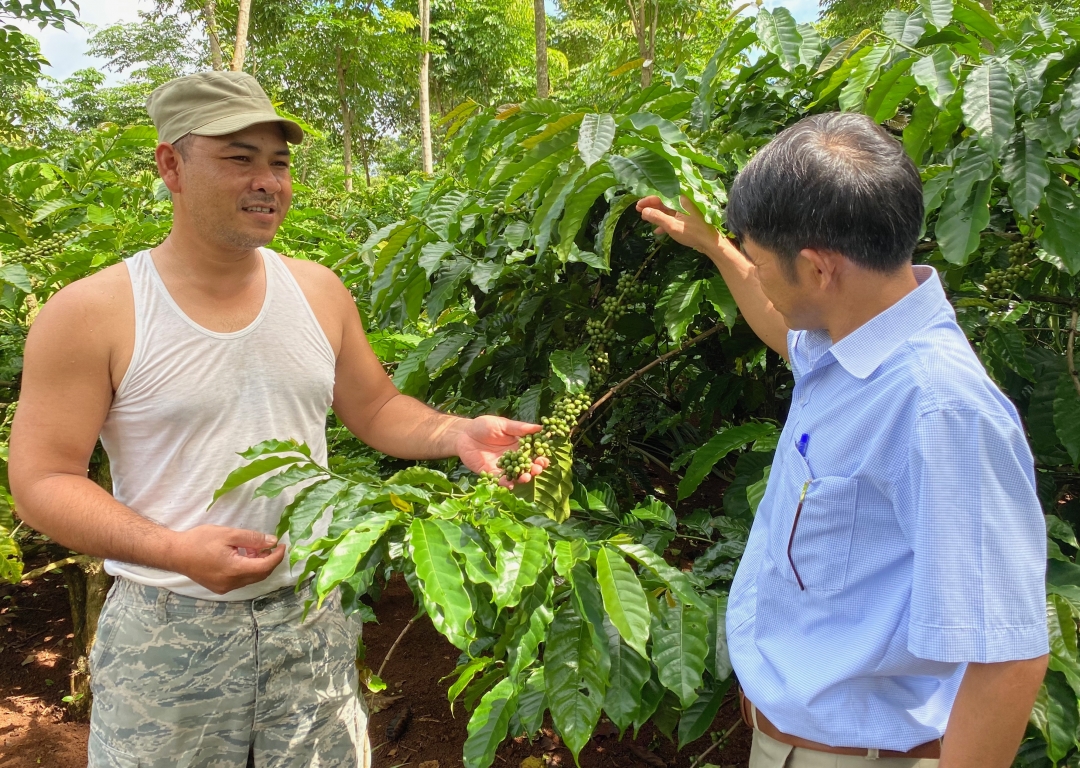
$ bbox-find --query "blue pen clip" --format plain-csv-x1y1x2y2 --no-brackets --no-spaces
796,433,809,457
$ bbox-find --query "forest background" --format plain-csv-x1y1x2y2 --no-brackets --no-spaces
3,0,1080,766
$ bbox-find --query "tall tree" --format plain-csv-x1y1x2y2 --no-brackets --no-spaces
626,0,658,87
419,0,433,174
232,0,252,70
201,0,224,70
335,46,355,191
534,0,548,97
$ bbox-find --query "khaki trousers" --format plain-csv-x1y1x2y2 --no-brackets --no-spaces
750,728,940,768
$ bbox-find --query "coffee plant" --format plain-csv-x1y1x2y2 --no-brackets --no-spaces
238,1,1080,765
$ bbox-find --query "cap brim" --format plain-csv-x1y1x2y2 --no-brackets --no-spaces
189,110,304,144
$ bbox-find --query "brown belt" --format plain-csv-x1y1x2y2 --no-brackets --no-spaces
739,689,942,760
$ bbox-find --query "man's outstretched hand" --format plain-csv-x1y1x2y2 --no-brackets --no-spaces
454,414,550,487
637,195,723,255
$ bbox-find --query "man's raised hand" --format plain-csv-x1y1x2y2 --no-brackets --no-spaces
171,524,285,595
636,195,722,254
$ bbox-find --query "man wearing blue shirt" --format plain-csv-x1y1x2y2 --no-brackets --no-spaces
637,113,1048,768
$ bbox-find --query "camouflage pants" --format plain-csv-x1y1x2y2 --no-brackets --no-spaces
88,577,371,768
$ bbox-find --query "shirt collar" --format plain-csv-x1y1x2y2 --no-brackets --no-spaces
804,265,949,380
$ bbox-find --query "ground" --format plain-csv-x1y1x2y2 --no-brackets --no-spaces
0,567,750,768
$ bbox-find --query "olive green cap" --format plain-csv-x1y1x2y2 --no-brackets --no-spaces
146,71,303,146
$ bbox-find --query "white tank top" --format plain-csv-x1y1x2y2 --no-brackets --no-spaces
100,248,337,600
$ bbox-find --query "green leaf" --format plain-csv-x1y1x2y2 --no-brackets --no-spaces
815,29,872,75
839,43,892,113
623,113,688,145
213,455,305,505
282,478,349,543
632,673,667,733
919,0,953,29
1055,369,1080,467
0,264,31,293
797,22,822,68
1010,57,1048,115
691,20,756,132
556,172,617,262
408,518,474,649
554,538,591,578
393,335,439,395
578,113,617,170
652,598,709,708
533,166,584,257
595,195,638,269
546,600,606,760
506,570,555,680
609,150,680,202
630,497,677,529
505,144,577,205
515,440,574,522
704,274,737,328
756,7,801,72
935,143,993,265
952,0,1002,42
254,464,326,500
0,532,22,585
596,547,651,659
1001,135,1050,221
493,526,550,611
678,422,778,500
1047,594,1080,697
678,678,731,748
882,9,927,46
523,112,585,150
1038,176,1080,275
464,677,516,768
448,657,492,709
961,60,1015,161
517,667,547,736
1031,670,1079,763
315,512,399,600
385,466,455,492
912,46,957,110
1054,69,1080,139
903,93,938,163
663,278,705,343
705,593,733,681
602,616,650,732
615,543,709,613
982,323,1037,383
550,347,591,393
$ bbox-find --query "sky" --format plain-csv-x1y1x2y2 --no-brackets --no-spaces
17,0,821,86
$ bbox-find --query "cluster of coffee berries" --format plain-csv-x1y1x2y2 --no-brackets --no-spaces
541,392,591,439
985,236,1036,296
497,445,538,478
600,295,627,320
491,202,524,217
5,233,66,263
591,350,610,376
586,318,617,345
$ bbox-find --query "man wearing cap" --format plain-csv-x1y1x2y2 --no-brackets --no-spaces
9,71,546,767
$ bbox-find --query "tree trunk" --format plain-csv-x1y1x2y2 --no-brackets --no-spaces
336,48,354,193
201,0,224,71
419,0,433,175
358,131,372,188
231,0,252,71
533,0,549,98
64,450,114,719
644,0,657,88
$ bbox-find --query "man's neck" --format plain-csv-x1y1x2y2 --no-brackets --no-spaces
824,266,920,343
153,228,263,298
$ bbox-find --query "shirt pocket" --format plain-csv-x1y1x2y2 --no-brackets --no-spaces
769,443,859,594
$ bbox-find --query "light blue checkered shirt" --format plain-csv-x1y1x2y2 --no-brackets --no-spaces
726,265,1048,751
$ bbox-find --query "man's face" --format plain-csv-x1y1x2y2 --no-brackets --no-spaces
172,123,292,252
740,238,824,331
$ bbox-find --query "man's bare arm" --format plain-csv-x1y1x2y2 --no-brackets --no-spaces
305,267,539,474
9,273,283,594
940,655,1048,768
636,195,791,358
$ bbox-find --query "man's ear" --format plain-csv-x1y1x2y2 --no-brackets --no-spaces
798,248,844,289
156,143,183,194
